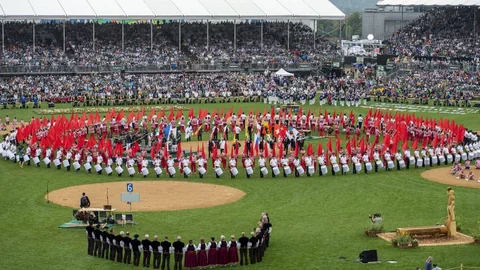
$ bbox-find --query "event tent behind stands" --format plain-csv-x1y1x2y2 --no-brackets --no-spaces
275,68,295,77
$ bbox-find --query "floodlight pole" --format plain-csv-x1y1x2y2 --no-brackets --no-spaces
178,21,181,52
474,7,477,49
401,6,404,28
122,20,125,53
63,20,66,53
261,21,264,50
206,20,209,51
287,20,290,50
1,20,4,54
313,19,316,50
93,21,95,51
33,21,35,52
150,19,153,52
234,20,237,51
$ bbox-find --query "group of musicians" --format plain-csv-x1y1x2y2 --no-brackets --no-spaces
85,213,272,269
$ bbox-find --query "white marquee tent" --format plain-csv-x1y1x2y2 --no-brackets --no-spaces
0,0,345,20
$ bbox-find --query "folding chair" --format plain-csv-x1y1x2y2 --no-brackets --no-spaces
115,214,125,226
125,214,134,226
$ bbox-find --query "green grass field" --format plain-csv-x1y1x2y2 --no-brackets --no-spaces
0,102,479,270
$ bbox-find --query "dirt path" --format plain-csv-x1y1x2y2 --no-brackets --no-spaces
421,168,480,189
47,181,246,212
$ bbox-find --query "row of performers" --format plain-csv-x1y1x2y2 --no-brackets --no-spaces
2,142,480,178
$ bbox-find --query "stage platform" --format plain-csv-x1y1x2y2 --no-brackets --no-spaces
59,220,114,229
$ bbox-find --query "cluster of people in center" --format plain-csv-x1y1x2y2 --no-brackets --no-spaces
85,213,272,269
450,159,480,182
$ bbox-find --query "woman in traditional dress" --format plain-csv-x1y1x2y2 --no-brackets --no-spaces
228,235,239,266
217,235,228,267
207,237,218,267
184,240,197,270
196,238,208,269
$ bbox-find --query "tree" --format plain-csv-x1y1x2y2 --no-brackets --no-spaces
346,11,362,38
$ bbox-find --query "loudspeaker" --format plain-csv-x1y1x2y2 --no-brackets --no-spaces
103,205,112,210
377,55,388,65
359,250,378,263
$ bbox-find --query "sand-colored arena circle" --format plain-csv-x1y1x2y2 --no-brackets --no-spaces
47,181,246,211
421,168,480,189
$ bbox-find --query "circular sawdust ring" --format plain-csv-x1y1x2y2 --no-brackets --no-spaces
47,181,246,212
421,167,480,189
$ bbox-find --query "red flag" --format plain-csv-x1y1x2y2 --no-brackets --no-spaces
176,142,182,160
412,139,418,150
168,107,174,122
335,139,341,153
264,141,269,157
116,109,124,122
327,138,333,153
294,142,299,158
317,143,323,156
307,144,313,156
346,140,352,156
86,134,97,149
175,109,183,120
148,108,156,121
201,143,206,159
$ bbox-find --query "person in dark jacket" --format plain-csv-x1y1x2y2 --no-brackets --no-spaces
142,234,152,268
131,234,141,266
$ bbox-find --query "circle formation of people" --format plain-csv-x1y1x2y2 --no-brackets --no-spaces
1,106,479,180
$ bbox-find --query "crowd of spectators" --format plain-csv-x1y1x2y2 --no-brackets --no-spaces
0,68,478,106
0,21,337,68
384,7,480,58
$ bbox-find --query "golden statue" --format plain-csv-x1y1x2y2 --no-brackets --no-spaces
445,187,456,237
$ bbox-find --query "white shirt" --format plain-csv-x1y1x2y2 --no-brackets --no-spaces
269,158,278,168
258,158,266,167
245,158,253,168
229,159,237,167
330,155,337,164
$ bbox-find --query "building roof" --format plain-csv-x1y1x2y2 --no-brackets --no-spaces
377,0,480,6
0,0,345,20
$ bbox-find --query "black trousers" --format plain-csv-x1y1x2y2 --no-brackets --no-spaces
153,252,161,269
116,246,123,262
94,240,102,257
124,248,132,264
249,247,257,264
87,237,94,255
133,250,141,266
174,253,183,270
110,244,116,261
239,248,248,266
406,157,410,169
102,243,109,259
143,251,151,267
162,253,171,270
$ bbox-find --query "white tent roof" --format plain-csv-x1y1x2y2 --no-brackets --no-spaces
0,0,345,20
377,0,480,6
275,68,294,76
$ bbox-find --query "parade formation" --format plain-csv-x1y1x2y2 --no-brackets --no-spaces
1,105,478,180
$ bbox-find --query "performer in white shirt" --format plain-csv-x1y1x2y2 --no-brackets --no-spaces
258,154,267,178
384,150,392,171
305,154,313,177
330,153,338,176
351,155,359,174
65,149,72,171
244,156,254,178
167,156,176,178
106,156,114,176
45,147,52,168
153,156,162,178
35,147,42,167
317,154,326,176
395,150,403,170
404,148,411,169
96,155,103,175
293,155,302,177
339,154,348,175
55,148,63,169
85,152,93,173
141,158,149,178
281,155,290,177
214,157,222,179
269,155,279,178
115,155,124,177
74,152,82,172
373,150,381,172
229,156,238,178
362,152,370,173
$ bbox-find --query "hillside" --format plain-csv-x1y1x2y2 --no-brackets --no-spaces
331,0,377,14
